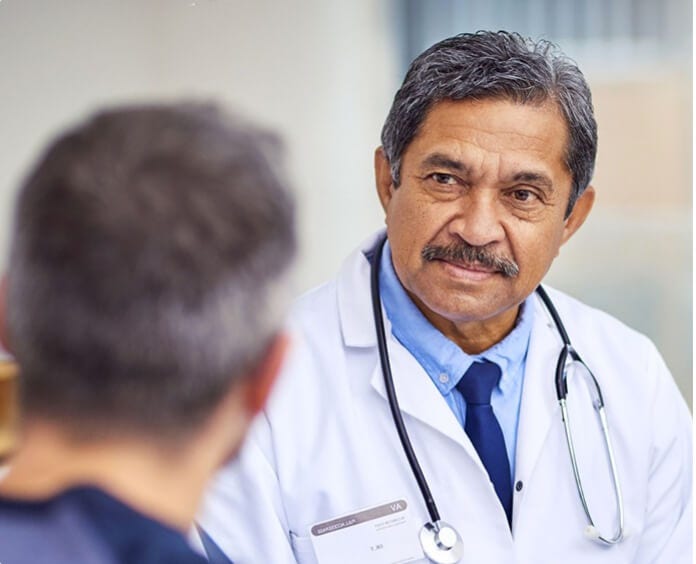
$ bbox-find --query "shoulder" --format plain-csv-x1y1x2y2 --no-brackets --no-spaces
264,240,377,424
289,231,381,329
282,277,343,376
534,285,672,403
286,237,375,353
290,277,341,332
0,489,117,564
0,487,206,564
537,285,653,351
536,286,688,421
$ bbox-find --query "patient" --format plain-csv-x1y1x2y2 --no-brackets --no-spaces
0,103,295,563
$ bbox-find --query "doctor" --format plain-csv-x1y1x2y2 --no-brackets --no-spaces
199,31,692,563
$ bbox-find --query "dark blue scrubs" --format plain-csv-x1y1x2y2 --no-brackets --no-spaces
0,485,208,564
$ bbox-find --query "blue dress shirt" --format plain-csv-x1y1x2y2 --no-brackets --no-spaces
379,241,534,480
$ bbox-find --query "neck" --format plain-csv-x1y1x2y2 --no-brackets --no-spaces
415,300,520,355
0,420,218,532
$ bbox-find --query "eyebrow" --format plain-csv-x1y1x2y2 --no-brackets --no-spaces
510,171,554,193
421,153,470,174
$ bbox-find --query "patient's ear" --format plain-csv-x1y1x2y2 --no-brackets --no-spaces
0,273,10,354
202,333,289,467
243,333,288,415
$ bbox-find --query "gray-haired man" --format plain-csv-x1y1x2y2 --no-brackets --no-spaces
0,103,295,563
200,31,691,564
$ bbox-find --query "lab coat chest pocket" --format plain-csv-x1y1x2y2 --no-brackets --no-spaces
290,532,318,564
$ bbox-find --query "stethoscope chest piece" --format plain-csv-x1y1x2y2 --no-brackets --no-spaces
419,521,463,563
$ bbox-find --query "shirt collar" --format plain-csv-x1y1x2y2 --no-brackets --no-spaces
379,241,534,395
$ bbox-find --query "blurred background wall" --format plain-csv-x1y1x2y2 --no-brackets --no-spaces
0,0,691,406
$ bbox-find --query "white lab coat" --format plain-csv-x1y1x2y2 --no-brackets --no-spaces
199,232,692,564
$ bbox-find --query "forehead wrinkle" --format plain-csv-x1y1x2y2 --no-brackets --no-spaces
427,100,568,158
406,101,569,189
462,125,558,153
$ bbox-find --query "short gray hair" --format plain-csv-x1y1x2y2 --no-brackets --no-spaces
381,30,597,215
7,103,296,440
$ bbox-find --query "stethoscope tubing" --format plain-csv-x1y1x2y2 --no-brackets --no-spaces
536,285,606,407
370,234,441,525
369,235,625,549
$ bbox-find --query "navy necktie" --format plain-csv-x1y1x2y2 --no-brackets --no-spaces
457,360,513,525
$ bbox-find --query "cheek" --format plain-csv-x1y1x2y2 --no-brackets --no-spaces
386,200,439,282
511,225,565,277
386,196,427,243
394,199,454,243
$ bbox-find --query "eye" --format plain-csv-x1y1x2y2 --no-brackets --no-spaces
511,189,537,202
429,172,457,185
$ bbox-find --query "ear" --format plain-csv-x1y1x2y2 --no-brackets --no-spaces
196,333,289,469
0,273,10,354
242,333,289,416
374,147,395,214
561,186,595,246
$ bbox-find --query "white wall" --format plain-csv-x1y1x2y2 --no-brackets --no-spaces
0,0,396,292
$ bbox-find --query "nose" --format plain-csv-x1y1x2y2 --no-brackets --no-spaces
448,191,505,247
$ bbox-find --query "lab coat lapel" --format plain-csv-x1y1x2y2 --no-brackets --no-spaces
514,294,562,486
369,325,480,457
337,231,383,348
336,232,503,468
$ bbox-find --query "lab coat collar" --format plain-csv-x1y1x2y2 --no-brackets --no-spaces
336,230,383,348
513,291,563,502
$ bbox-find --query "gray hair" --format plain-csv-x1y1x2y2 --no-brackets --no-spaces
381,30,597,215
7,103,296,440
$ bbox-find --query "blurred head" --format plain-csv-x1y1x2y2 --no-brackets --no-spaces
5,103,296,445
381,30,597,216
375,32,596,348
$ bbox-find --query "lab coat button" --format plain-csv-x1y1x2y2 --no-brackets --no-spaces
515,480,523,492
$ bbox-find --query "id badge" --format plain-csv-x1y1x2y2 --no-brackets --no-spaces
309,499,425,564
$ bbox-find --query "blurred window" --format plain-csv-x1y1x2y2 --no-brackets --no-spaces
395,0,690,72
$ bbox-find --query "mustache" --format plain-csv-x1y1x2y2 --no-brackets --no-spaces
421,242,519,278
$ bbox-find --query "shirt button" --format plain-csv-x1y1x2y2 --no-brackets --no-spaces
439,373,449,384
515,481,524,492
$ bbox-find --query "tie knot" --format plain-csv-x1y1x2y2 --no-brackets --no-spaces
457,361,501,405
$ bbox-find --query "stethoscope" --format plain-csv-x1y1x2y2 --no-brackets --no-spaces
369,235,625,564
